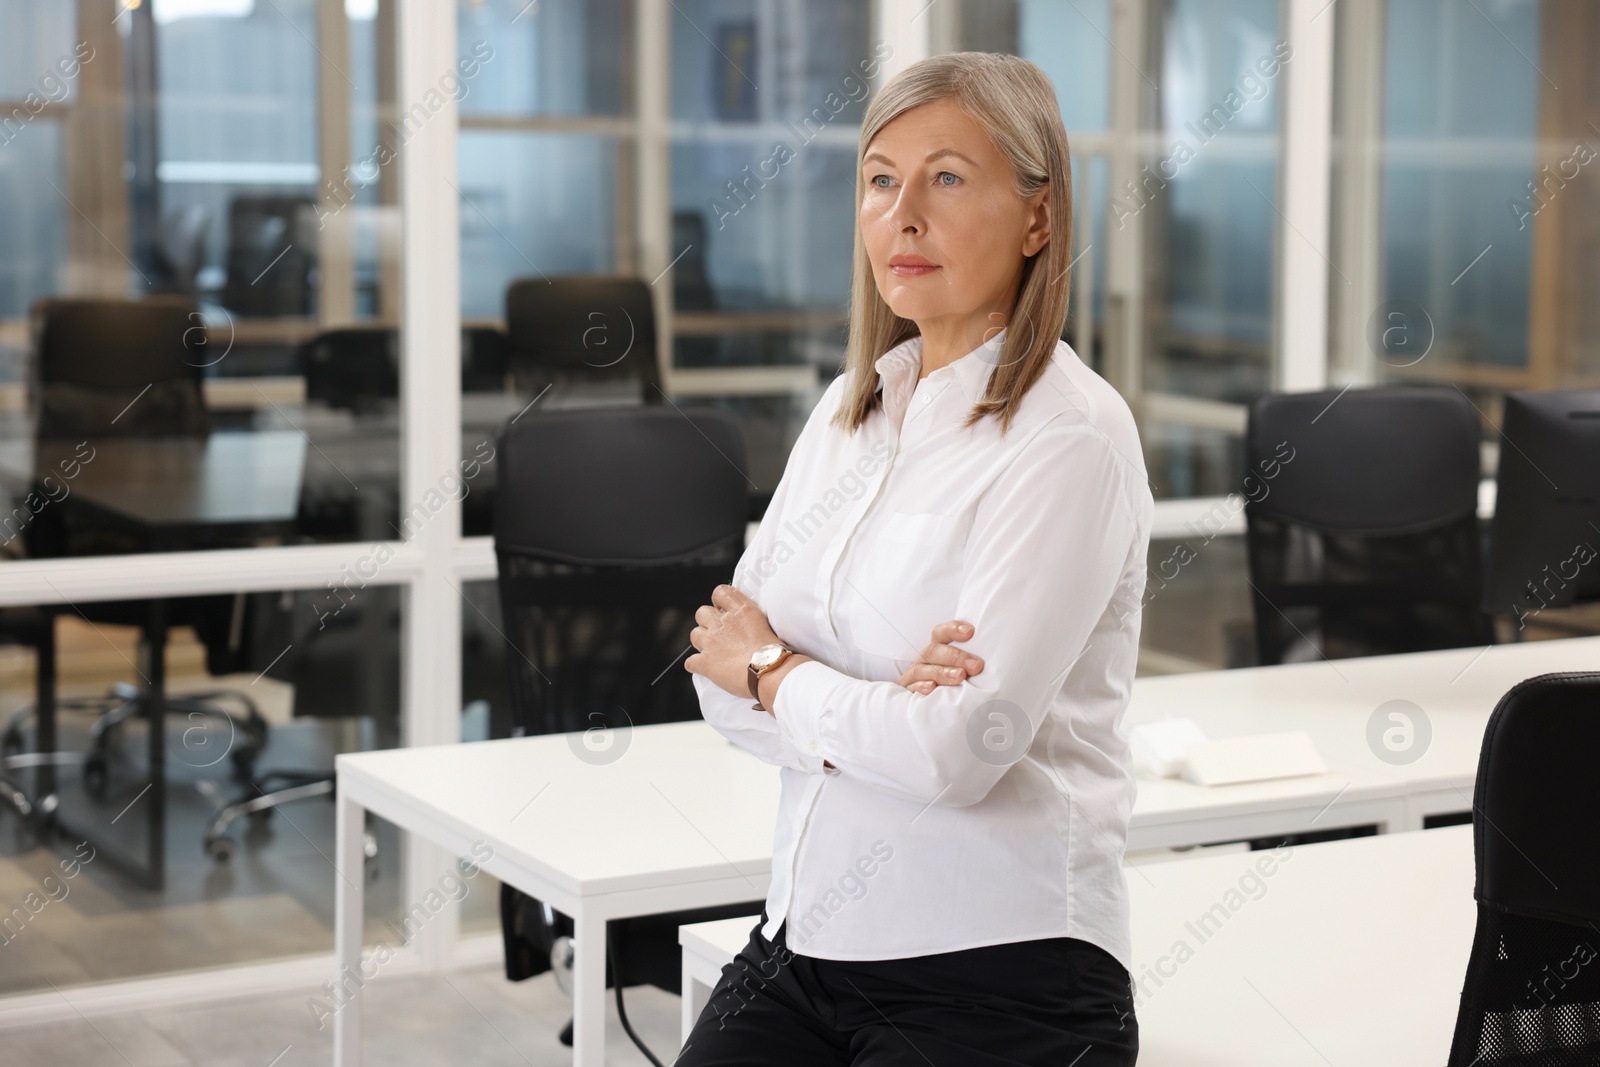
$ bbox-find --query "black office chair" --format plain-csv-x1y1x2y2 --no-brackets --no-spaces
671,210,724,370
301,326,400,416
198,583,391,865
462,325,510,393
0,608,62,835
299,324,512,410
32,295,210,445
1446,671,1600,1066
1244,386,1495,665
504,276,664,402
8,298,270,839
220,195,317,317
491,405,764,1053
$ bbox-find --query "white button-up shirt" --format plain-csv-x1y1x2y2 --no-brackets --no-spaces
693,327,1152,973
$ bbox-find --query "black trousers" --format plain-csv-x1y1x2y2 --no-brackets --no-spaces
677,912,1138,1066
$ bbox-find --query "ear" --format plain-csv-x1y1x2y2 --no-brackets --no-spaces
1022,183,1050,258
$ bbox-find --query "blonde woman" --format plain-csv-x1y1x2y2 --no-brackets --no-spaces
684,51,1151,1067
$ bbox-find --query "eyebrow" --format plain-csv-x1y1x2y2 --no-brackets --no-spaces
862,147,980,170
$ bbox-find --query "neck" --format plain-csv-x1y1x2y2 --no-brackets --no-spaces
915,297,1017,381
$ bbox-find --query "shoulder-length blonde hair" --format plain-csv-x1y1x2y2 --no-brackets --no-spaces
831,51,1074,438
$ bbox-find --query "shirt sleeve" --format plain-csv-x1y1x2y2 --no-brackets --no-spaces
770,411,1149,808
692,381,840,775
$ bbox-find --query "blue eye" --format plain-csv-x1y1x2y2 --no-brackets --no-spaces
938,171,960,186
870,174,892,188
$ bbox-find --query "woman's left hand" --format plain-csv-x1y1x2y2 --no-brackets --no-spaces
686,584,783,700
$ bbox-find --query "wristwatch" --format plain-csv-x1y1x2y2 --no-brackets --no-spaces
747,642,795,711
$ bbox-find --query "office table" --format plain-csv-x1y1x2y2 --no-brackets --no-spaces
1123,636,1600,848
331,636,1597,1066
0,431,306,888
0,431,307,548
680,825,1478,1066
333,724,777,1067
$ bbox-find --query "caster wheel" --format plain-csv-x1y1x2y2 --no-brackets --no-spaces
206,836,235,862
1,726,22,759
362,831,378,860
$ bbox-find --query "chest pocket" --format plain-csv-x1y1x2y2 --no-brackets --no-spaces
843,509,968,661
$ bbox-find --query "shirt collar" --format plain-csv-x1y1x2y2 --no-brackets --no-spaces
873,326,1005,405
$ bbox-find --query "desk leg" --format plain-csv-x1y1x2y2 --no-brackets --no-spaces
141,602,167,891
572,909,607,1067
334,789,364,1067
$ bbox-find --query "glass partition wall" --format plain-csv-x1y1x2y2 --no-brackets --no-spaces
0,0,467,1001
2,0,1596,1015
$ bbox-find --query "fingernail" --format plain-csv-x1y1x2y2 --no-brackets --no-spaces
945,668,961,678
966,659,980,671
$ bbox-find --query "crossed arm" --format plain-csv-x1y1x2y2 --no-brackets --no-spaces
685,589,982,773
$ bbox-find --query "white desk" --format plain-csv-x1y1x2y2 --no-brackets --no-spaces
1123,636,1600,849
331,636,1597,1066
681,826,1478,1065
332,724,779,1067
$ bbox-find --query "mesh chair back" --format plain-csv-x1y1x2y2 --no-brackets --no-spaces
491,405,746,737
300,326,400,413
1244,386,1493,664
221,195,316,316
1448,672,1600,1066
504,276,663,400
32,296,210,440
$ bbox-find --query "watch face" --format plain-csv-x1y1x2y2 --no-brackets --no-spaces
750,643,785,670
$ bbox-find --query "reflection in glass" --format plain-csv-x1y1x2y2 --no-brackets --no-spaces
0,1,407,558
0,584,404,993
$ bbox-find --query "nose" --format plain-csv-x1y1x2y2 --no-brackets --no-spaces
879,181,925,237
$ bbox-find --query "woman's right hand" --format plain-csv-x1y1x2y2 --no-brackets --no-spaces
897,620,984,695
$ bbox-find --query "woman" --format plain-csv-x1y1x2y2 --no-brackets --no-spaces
683,51,1152,1067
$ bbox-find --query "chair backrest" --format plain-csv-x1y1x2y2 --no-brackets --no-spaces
300,325,521,410
504,276,663,400
221,195,317,316
32,296,210,440
461,325,509,393
1447,671,1600,1066
491,405,747,737
1244,385,1493,664
300,326,400,413
670,210,717,313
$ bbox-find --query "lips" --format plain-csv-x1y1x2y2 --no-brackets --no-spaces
889,254,939,276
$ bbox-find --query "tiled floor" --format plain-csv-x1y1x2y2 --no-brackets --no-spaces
1,963,687,1067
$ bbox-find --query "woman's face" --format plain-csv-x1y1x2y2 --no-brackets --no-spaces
859,96,1049,343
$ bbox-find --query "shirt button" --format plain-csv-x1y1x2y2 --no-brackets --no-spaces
921,394,932,405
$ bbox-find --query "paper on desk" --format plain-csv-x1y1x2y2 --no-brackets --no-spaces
1129,720,1328,787
1179,731,1328,787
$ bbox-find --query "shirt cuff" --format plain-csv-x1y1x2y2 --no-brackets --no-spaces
772,659,849,773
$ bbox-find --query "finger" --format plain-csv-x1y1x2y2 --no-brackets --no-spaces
894,669,941,694
917,642,967,669
684,652,702,675
694,604,720,628
929,619,976,645
897,662,968,687
689,625,706,651
917,642,986,676
709,584,747,611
